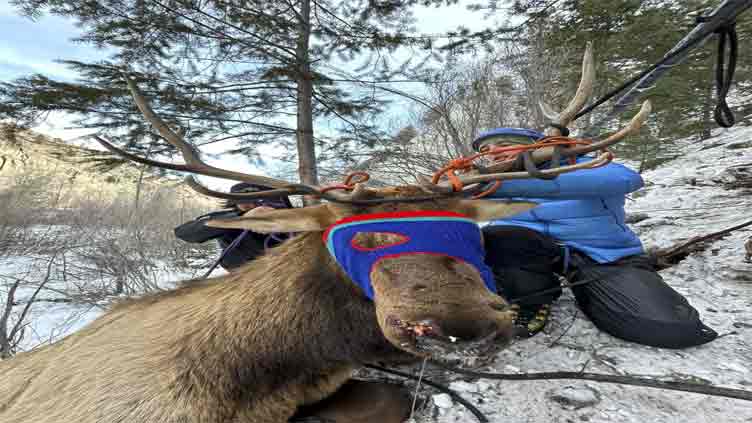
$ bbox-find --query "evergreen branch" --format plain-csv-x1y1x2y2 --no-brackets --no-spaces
175,0,298,59
150,0,295,63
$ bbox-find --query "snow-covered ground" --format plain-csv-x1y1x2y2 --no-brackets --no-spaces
414,126,752,422
0,241,213,351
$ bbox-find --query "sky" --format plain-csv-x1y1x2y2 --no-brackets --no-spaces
0,1,506,188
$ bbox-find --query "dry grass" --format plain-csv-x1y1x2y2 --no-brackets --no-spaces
0,128,221,355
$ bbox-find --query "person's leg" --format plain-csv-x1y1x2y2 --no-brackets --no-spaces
568,253,717,348
482,226,563,337
290,379,411,423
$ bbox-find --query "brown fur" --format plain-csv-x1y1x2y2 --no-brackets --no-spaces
0,186,530,423
1,234,402,422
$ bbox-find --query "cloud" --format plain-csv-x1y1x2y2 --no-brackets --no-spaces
0,58,38,80
0,10,107,81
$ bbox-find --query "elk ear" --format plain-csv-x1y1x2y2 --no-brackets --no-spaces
205,204,336,233
455,199,537,222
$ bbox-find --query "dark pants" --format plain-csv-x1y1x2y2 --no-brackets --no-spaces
483,226,718,349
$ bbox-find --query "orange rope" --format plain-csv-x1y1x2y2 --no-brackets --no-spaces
472,181,502,199
433,136,610,197
320,171,371,193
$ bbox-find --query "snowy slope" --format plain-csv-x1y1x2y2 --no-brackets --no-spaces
414,126,752,423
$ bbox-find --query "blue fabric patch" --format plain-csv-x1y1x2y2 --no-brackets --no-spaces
487,156,645,263
323,212,496,300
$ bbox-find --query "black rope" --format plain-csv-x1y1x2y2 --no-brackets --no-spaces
202,230,249,278
573,15,740,125
547,122,570,136
430,360,752,402
367,333,752,423
364,364,489,422
572,34,708,122
712,22,738,127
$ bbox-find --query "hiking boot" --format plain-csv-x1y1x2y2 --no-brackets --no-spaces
510,303,551,338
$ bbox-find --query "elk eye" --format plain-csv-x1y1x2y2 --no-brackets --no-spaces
351,232,409,251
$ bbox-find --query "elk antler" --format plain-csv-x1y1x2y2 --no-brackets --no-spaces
541,42,595,137
94,75,355,202
429,42,652,192
475,41,651,176
480,100,652,175
97,73,644,204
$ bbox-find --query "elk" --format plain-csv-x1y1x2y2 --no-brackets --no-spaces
0,45,650,423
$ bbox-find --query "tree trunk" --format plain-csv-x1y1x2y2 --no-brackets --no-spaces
115,276,125,295
133,145,152,213
296,0,318,204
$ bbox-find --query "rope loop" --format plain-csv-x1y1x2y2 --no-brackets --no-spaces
714,21,738,128
433,136,612,197
320,172,371,193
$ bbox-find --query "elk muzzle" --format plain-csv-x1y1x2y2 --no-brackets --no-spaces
371,254,516,362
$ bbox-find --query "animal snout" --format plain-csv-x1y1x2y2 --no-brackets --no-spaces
405,317,503,344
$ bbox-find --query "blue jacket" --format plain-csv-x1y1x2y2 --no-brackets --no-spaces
487,156,645,263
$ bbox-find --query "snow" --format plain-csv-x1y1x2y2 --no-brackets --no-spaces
409,125,752,422
0,244,210,352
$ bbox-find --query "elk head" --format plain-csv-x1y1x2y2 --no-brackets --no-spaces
93,62,648,361
204,185,534,359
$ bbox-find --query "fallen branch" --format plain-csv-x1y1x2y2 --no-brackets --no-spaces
429,361,752,401
652,218,752,270
11,298,75,305
367,359,752,423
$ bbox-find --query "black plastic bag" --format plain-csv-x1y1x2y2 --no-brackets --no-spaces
568,253,718,349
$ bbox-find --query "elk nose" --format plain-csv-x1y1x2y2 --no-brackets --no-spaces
415,318,499,343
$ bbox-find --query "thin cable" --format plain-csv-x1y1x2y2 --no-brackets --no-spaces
364,364,489,422
408,357,428,421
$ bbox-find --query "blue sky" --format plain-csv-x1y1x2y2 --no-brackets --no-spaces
1,2,113,143
1,1,496,97
0,2,107,81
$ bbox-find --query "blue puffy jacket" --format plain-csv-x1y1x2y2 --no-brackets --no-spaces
487,156,645,263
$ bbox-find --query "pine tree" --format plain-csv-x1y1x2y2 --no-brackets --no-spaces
1,0,509,186
502,0,752,164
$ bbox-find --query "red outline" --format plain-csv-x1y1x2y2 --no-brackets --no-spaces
334,210,467,225
322,210,469,242
350,231,410,252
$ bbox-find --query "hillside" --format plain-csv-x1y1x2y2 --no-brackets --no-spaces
415,125,752,423
0,127,219,353
0,126,216,215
